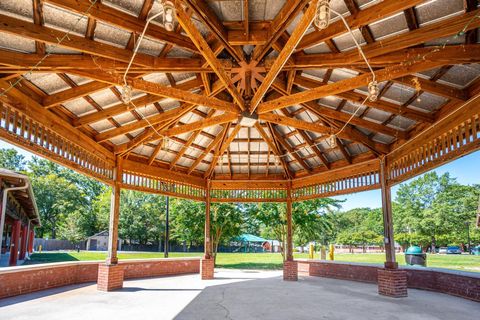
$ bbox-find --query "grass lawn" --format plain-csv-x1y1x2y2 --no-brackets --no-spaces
25,251,480,273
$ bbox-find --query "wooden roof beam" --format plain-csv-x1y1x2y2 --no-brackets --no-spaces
176,5,245,111
184,0,243,62
67,69,238,114
204,123,241,178
269,124,311,173
257,56,454,114
0,79,114,162
259,112,389,154
249,0,318,113
161,113,238,137
252,0,310,61
43,0,197,53
0,14,155,67
188,124,230,174
255,122,292,178
298,0,424,51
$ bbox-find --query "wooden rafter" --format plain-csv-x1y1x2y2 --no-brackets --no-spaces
43,0,197,53
249,0,318,113
176,5,245,111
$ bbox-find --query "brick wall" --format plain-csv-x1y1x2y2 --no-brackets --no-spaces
297,260,480,302
0,258,200,299
200,258,214,280
122,258,200,279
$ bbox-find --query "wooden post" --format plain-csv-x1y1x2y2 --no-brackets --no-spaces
201,180,214,279
283,181,298,281
204,180,212,259
106,157,122,265
286,183,293,261
164,196,169,258
380,157,397,269
98,157,124,291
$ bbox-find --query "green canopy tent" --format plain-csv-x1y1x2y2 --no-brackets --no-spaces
232,234,268,253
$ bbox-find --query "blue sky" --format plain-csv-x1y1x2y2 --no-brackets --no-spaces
1,140,479,211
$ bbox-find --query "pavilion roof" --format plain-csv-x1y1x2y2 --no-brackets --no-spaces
0,0,479,188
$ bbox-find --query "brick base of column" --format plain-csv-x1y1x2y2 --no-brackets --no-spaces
378,268,407,298
97,264,124,291
201,258,214,280
283,260,298,281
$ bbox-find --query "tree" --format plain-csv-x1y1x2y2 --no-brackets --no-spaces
170,198,205,249
0,148,26,171
58,211,85,244
210,203,243,262
32,174,87,238
394,172,479,252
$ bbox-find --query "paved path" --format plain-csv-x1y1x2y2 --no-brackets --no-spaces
1,269,478,320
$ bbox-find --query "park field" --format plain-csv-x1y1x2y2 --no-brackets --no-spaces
25,251,480,273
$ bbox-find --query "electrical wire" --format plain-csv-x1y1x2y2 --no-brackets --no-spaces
0,0,99,98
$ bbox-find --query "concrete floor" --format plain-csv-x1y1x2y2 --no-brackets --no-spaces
0,269,478,320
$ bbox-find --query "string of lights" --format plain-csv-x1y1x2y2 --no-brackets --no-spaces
0,0,100,99
0,0,477,170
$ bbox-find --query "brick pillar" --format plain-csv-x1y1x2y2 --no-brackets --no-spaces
97,264,124,291
9,220,21,266
19,225,27,260
201,258,214,280
98,157,124,291
378,268,408,298
283,260,298,281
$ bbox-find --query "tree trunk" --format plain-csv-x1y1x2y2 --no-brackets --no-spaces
431,236,436,254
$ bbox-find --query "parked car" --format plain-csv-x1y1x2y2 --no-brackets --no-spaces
438,247,448,254
446,246,462,254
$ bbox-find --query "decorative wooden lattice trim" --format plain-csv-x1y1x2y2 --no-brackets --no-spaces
387,96,480,186
121,170,206,201
292,171,380,201
0,103,113,182
209,188,287,202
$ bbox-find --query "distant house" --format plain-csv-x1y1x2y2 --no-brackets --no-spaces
86,231,122,251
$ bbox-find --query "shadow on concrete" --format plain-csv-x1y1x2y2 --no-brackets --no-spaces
0,283,93,307
174,275,480,320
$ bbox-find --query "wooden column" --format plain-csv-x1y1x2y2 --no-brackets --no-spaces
201,180,214,279
380,157,397,269
283,181,298,280
204,180,212,259
286,184,293,261
98,157,124,292
106,157,122,265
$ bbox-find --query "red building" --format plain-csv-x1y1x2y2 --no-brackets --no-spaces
0,169,40,267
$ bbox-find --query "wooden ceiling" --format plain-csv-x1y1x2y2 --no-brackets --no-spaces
0,0,479,182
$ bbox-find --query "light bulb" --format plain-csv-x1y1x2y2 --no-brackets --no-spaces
121,85,132,104
328,134,337,148
165,21,174,32
162,1,175,31
314,0,331,30
367,81,379,102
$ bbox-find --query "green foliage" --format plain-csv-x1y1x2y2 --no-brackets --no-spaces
210,203,243,261
170,198,205,247
0,148,26,171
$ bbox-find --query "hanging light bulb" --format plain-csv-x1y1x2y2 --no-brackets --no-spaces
121,85,132,104
162,1,176,32
161,137,169,151
314,0,331,30
328,134,337,148
367,81,379,102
